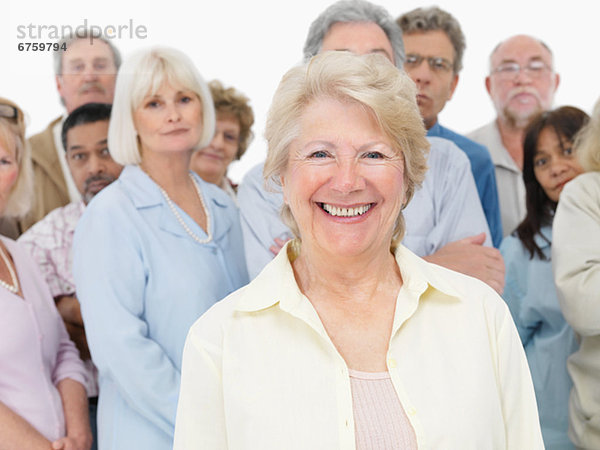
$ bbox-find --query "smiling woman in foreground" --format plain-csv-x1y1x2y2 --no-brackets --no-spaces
174,51,543,449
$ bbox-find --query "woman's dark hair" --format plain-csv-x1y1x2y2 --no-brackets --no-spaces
516,106,589,260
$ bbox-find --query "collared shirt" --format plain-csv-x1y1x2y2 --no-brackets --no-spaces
174,242,543,449
553,172,600,449
428,122,503,247
238,136,491,279
73,165,249,450
468,121,526,237
51,116,81,203
0,237,87,442
501,225,577,449
18,200,99,397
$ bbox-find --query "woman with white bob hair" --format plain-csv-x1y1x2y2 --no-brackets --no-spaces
174,51,542,449
72,47,248,450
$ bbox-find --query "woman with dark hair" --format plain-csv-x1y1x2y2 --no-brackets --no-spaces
500,106,589,449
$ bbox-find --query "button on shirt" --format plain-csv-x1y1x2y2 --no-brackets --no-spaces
238,137,491,279
174,243,543,449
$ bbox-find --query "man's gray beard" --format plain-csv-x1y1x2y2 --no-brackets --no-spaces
503,105,543,130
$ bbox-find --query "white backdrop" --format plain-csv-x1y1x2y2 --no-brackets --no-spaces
3,0,598,183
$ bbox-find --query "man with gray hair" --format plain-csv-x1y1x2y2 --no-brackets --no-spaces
468,35,559,237
397,6,502,247
23,31,120,232
238,0,505,293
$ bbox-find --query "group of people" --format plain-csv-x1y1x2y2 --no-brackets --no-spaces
1,0,598,449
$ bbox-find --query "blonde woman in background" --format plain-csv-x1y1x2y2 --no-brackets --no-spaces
0,97,90,449
553,97,600,449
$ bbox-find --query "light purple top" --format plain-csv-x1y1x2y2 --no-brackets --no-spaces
0,237,86,441
19,201,98,397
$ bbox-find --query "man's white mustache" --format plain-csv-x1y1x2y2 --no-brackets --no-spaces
78,82,106,95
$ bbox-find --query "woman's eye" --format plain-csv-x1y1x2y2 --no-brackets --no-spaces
180,96,192,104
146,101,160,108
309,150,329,158
363,151,384,159
534,158,547,167
564,147,573,156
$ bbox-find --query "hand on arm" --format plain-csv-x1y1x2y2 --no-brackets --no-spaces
424,232,505,294
0,400,52,450
55,296,90,360
51,379,91,450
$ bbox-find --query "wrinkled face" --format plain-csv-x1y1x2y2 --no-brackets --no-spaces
56,39,117,113
403,30,458,129
321,21,395,64
65,120,123,204
486,36,559,128
0,133,19,215
133,82,204,159
190,115,240,186
281,98,405,259
533,127,583,202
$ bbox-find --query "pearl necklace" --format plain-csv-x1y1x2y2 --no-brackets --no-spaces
157,174,213,244
0,243,19,294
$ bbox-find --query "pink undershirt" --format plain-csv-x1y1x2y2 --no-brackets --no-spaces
349,369,418,449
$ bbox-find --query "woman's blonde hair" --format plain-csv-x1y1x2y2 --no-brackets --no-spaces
108,46,216,166
576,97,600,172
0,97,33,218
264,51,429,246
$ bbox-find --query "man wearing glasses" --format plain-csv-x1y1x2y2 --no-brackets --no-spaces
469,35,560,238
397,7,502,248
21,31,121,233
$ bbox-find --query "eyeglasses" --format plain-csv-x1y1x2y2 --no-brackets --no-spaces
491,60,551,79
0,104,18,121
405,53,454,73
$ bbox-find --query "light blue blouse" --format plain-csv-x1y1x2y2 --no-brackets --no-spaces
501,225,577,449
73,165,248,450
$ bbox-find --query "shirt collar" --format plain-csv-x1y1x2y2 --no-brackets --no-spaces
427,121,442,136
486,121,521,173
119,165,232,242
533,224,552,249
234,241,462,315
119,165,229,209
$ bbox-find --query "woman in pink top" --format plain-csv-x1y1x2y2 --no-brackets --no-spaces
0,97,90,450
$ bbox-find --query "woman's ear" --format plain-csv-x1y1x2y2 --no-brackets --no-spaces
280,174,289,205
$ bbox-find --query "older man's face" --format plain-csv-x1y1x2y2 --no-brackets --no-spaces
56,39,117,113
320,22,395,64
486,35,559,129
